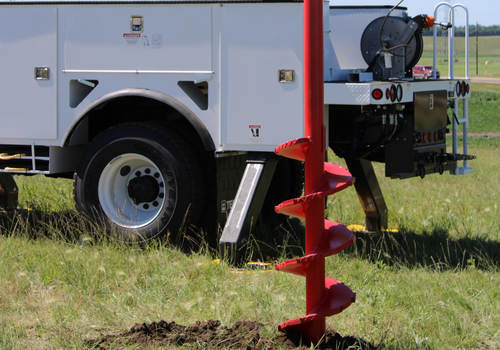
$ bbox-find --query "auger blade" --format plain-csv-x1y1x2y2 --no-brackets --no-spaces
275,137,311,162
278,278,356,334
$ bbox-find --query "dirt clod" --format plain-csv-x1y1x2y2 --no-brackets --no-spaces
89,320,377,349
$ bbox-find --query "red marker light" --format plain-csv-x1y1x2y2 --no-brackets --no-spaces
461,81,466,96
466,83,470,94
422,133,427,143
390,85,396,102
386,88,390,100
428,132,433,143
372,89,383,100
434,131,438,141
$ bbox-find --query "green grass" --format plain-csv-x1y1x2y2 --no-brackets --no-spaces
472,82,500,94
0,138,498,349
457,91,500,133
421,36,500,77
0,204,499,349
0,94,499,348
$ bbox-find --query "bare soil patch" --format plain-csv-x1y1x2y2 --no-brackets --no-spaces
89,320,377,349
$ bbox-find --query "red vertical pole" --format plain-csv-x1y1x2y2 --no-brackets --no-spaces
274,0,355,344
303,0,325,344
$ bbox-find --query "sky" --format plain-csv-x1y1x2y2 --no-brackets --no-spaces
329,0,499,26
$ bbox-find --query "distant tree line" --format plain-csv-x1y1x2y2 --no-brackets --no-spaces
422,25,500,37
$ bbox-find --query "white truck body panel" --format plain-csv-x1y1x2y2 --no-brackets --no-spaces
63,6,212,72
324,79,462,105
0,6,58,140
0,2,306,154
0,1,471,174
325,6,406,81
219,4,304,151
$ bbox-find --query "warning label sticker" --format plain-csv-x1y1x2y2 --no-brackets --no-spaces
123,33,141,46
123,33,163,48
249,125,261,143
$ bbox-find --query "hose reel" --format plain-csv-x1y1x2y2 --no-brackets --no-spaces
361,16,423,80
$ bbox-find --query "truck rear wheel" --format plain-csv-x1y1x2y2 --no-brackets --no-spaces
73,122,205,242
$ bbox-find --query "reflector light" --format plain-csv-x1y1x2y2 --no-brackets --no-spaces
461,81,466,96
466,84,470,94
390,85,396,102
396,84,403,102
372,89,383,100
386,88,390,100
428,132,433,143
434,132,438,141
422,133,427,143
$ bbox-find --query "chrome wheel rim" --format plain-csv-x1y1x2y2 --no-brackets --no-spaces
98,153,170,229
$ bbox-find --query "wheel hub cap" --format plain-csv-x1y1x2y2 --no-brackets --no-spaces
127,175,160,204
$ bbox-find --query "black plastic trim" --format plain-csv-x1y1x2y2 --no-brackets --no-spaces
64,88,215,151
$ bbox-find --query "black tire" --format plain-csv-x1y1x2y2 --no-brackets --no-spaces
163,122,217,236
73,122,205,242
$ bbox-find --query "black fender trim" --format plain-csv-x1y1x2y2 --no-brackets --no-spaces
62,88,215,151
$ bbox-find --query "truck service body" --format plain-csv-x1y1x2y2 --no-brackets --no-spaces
0,0,472,244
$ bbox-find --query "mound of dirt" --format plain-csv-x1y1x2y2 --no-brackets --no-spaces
89,319,377,349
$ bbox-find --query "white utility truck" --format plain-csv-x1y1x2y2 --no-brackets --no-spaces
0,0,473,251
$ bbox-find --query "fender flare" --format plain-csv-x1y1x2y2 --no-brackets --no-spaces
62,88,215,151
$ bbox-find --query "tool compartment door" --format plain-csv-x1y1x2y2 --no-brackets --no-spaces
219,4,304,150
0,6,57,140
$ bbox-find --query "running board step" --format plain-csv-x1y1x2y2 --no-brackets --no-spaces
219,154,279,265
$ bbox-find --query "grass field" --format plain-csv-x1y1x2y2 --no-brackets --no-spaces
1,85,499,349
458,90,500,133
421,36,500,78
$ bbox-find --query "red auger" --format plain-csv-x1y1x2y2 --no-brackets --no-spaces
273,0,356,344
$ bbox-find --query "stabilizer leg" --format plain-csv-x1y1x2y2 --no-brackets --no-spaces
345,158,387,231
